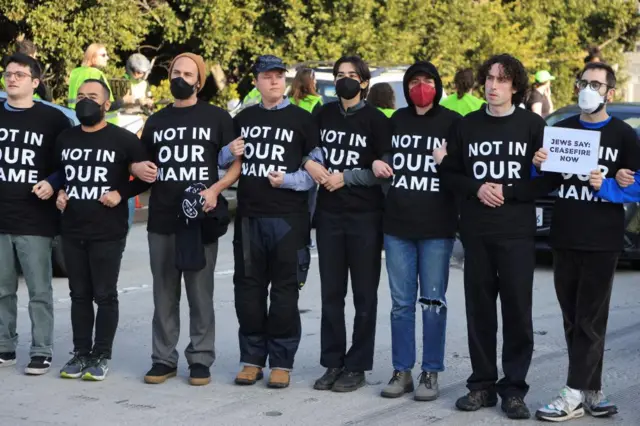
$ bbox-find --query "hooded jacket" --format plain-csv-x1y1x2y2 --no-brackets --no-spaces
383,62,461,240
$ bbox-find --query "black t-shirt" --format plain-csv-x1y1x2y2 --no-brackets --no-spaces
550,116,640,251
384,106,461,239
0,101,72,237
441,107,551,238
142,101,235,234
316,102,391,213
526,90,550,116
234,104,318,217
56,124,147,241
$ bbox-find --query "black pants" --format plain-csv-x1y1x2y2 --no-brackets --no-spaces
553,249,618,391
461,234,534,399
233,214,310,369
63,237,126,358
317,210,383,372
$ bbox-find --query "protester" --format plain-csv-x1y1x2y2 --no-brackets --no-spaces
440,68,485,116
0,53,72,374
373,62,460,401
54,79,149,381
305,55,391,393
435,54,559,419
533,62,640,422
232,55,318,389
1,39,50,101
132,52,241,387
526,70,555,118
367,82,396,118
67,43,115,109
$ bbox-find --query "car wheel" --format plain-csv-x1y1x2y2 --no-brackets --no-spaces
52,237,67,278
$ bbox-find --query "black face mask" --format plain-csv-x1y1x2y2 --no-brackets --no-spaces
335,77,362,100
170,77,196,100
76,98,105,126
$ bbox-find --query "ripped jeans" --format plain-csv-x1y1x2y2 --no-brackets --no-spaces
384,234,453,372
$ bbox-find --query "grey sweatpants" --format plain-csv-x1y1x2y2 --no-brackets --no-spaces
0,234,54,358
148,232,218,368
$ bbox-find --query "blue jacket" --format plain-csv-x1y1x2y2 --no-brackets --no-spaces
595,171,640,203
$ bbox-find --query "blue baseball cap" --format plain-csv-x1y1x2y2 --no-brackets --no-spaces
253,55,287,76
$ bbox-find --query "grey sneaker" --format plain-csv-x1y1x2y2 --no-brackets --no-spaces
82,354,109,381
380,370,414,398
60,353,91,379
414,371,439,401
583,390,618,417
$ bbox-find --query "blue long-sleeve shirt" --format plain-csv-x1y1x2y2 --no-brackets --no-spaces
595,171,640,203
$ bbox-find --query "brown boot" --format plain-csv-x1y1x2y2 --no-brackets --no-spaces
235,366,263,385
268,369,290,389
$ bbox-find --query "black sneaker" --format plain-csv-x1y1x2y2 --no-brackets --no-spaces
189,363,211,386
332,370,365,393
143,363,177,384
0,351,16,367
313,367,343,390
501,396,531,420
455,390,498,411
25,356,52,375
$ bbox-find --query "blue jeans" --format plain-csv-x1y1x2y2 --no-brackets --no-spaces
127,197,135,230
384,234,454,372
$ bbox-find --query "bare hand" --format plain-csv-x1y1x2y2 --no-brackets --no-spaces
433,142,448,165
615,168,634,188
372,160,393,178
590,169,604,191
477,183,504,207
324,173,345,192
268,171,285,188
200,187,219,212
56,190,69,211
533,148,548,168
131,161,157,183
305,160,331,184
228,137,245,157
99,191,122,208
32,180,54,200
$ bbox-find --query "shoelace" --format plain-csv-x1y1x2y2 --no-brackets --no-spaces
418,372,433,388
388,370,403,384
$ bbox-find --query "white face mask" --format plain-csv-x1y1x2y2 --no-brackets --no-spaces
578,87,606,114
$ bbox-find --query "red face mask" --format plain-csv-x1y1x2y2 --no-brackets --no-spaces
409,83,436,107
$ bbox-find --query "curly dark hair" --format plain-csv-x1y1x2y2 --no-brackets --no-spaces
367,82,395,109
476,54,529,106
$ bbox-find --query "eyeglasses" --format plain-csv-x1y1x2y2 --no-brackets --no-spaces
576,79,611,91
2,71,32,81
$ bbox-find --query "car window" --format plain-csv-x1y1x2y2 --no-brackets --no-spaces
386,81,407,109
316,81,337,104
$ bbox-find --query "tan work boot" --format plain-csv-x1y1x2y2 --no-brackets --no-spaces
268,369,290,389
235,366,263,385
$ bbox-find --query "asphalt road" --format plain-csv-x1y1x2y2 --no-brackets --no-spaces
4,222,640,426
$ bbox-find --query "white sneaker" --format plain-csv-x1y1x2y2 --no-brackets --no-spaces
535,386,584,422
583,390,618,417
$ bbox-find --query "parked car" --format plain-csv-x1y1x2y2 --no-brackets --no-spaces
535,102,640,264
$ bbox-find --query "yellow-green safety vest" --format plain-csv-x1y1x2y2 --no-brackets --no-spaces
377,107,395,118
289,94,323,114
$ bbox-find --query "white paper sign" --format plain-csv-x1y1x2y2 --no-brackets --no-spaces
540,126,601,175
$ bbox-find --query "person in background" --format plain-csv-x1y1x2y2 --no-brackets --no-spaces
289,67,324,248
67,43,115,110
123,53,154,109
367,82,396,118
1,39,50,101
440,68,485,116
0,53,73,374
526,70,555,118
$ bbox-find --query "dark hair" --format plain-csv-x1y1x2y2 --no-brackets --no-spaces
580,62,616,88
15,39,37,57
476,54,528,106
584,46,604,64
79,78,112,99
333,55,371,98
290,68,318,103
367,83,395,109
5,53,41,80
454,68,475,99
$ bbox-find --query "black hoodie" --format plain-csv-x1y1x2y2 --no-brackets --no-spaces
383,62,462,239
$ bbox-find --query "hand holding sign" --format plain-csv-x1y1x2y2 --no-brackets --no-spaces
615,168,634,188
532,148,548,168
32,180,54,200
372,160,393,178
540,127,600,175
56,190,69,211
99,191,122,208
